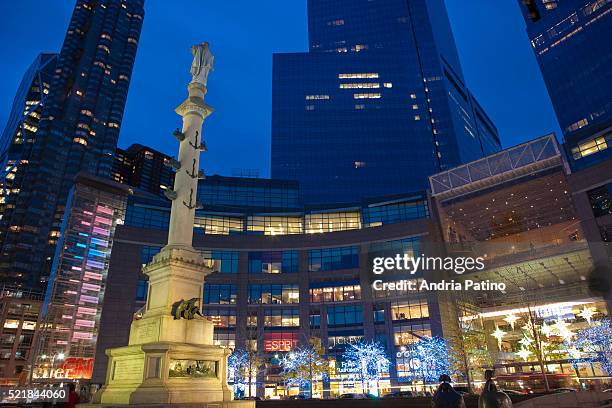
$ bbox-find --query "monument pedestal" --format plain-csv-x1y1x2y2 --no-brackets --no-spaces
94,342,231,405
93,248,233,406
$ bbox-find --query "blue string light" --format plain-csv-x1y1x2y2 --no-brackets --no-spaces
572,318,612,375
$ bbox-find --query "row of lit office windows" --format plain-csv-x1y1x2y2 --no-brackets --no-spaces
143,239,421,278
201,299,428,328
126,198,428,235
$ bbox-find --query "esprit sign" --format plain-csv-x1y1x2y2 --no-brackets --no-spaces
263,333,298,352
264,339,298,352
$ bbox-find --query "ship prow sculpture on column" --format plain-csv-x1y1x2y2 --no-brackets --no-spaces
93,43,239,406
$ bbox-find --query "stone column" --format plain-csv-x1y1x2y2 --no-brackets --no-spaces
167,82,212,250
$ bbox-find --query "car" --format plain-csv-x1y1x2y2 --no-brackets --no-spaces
339,393,362,399
288,394,306,399
383,391,414,398
339,393,378,399
552,388,577,393
604,389,612,393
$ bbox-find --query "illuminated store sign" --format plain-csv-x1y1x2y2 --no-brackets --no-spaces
263,333,298,352
33,357,94,380
328,335,363,349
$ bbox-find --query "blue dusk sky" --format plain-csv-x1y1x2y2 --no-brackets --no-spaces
0,1,561,178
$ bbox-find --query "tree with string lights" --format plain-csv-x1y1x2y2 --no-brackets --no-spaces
572,318,612,375
280,337,329,398
401,337,456,383
342,340,390,396
227,348,263,398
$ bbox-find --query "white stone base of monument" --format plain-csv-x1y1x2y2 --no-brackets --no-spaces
94,341,231,405
91,247,238,406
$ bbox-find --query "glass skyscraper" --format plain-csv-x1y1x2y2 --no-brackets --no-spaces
518,0,611,169
0,0,144,290
272,0,500,204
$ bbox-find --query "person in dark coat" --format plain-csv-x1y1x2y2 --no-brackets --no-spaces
479,369,513,408
432,374,466,408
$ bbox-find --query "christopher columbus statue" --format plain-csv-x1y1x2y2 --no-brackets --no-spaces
190,42,214,86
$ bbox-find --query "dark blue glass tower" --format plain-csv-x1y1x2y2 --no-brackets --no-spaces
0,0,144,290
272,0,500,204
518,0,612,169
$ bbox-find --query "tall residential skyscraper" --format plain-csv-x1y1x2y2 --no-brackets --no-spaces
272,0,500,204
0,53,58,217
517,0,611,168
0,0,144,290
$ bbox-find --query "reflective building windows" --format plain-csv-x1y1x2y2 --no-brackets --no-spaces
248,251,299,274
308,246,359,272
203,284,237,305
327,305,363,327
202,250,239,274
362,196,429,227
272,0,500,204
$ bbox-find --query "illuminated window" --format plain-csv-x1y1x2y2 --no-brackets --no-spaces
571,136,608,159
73,138,88,146
3,319,19,329
394,323,431,346
305,211,361,233
410,94,417,99
305,94,330,100
354,93,381,99
339,73,379,79
263,309,299,327
247,215,303,235
327,19,345,26
310,284,361,303
194,214,243,235
249,284,299,304
354,161,366,168
414,115,421,120
384,82,393,88
355,104,365,110
339,83,380,89
412,104,419,110
305,105,315,111
391,299,429,320
203,309,236,328
354,44,367,52
566,118,589,133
